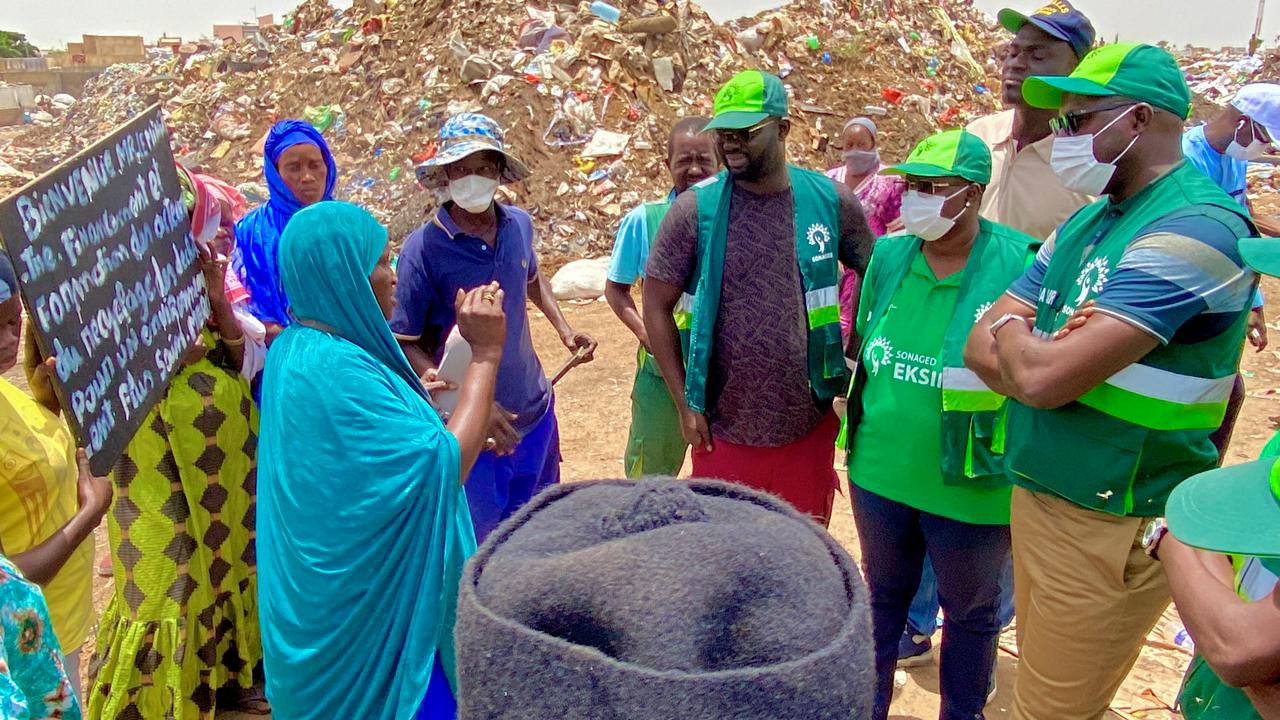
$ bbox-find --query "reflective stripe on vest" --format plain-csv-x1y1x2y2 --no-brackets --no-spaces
941,367,1003,412
805,286,840,327
1079,363,1235,431
674,293,694,331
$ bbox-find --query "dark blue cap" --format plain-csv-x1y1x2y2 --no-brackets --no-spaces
998,1,1096,60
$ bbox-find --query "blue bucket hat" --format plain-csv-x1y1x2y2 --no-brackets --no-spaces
417,112,530,188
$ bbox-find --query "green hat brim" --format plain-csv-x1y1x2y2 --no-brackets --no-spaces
1022,75,1114,110
881,162,965,180
1167,458,1280,558
703,111,773,131
1239,237,1280,277
997,8,1029,34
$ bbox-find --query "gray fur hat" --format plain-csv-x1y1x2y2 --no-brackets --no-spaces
454,478,875,719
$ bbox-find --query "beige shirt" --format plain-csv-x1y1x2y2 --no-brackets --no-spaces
966,109,1093,241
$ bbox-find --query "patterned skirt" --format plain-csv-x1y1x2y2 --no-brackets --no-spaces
87,351,261,720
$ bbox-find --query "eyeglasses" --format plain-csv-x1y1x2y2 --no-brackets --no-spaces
904,179,970,195
1050,102,1136,137
714,118,778,145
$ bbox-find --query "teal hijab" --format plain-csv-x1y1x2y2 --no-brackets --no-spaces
258,201,476,720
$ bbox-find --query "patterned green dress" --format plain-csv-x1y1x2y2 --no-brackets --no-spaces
87,333,261,720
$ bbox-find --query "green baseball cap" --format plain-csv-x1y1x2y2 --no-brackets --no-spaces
704,70,789,132
882,129,992,185
1022,43,1192,119
1166,456,1280,559
1239,236,1280,277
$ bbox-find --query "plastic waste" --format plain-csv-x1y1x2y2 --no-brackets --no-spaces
590,1,621,24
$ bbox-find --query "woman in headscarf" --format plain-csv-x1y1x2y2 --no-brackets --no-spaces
257,201,505,720
0,252,110,704
827,117,906,347
84,166,266,719
233,119,337,339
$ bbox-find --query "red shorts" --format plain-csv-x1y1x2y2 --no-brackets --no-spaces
691,411,840,526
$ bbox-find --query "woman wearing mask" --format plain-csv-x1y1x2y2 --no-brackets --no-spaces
394,112,595,542
258,201,504,719
827,117,906,346
233,119,337,341
838,130,1036,720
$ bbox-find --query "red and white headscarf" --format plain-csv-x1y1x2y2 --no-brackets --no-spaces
179,165,251,305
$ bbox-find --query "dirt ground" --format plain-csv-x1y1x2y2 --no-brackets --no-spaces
13,273,1280,719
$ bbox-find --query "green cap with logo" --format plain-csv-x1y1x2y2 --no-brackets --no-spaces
1166,455,1280,564
882,129,992,185
1022,43,1192,120
703,70,790,131
1239,236,1280,277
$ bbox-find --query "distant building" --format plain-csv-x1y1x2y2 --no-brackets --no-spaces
213,15,276,43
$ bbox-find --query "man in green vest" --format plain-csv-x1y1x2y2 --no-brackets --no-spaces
964,43,1260,719
606,117,717,477
643,70,873,525
841,128,1037,719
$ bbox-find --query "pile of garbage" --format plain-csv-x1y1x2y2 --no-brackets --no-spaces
0,0,1009,256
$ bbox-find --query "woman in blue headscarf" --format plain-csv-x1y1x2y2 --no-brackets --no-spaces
257,201,507,719
233,119,337,337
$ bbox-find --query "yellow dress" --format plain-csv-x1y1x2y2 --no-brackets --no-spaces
87,335,261,720
0,378,94,656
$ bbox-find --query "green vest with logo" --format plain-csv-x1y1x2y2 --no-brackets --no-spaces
842,218,1038,487
685,167,848,413
1004,163,1258,516
636,199,694,376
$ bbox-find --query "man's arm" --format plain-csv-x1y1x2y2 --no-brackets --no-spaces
835,181,875,275
527,272,597,360
1161,537,1280,687
606,281,648,350
966,294,1037,397
389,231,438,378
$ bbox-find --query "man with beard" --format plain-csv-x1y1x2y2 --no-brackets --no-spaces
642,70,873,525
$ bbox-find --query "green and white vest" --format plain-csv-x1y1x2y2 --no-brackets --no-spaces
842,218,1038,487
1004,163,1258,516
684,167,848,413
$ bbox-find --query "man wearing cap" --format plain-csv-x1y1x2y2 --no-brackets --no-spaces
964,44,1260,719
643,70,873,525
841,129,1037,719
966,0,1095,242
1145,237,1280,720
607,117,717,478
394,112,597,541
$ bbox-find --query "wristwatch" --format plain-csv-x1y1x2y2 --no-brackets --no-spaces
989,312,1029,338
1141,518,1169,561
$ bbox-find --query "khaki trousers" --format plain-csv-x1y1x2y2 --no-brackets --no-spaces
1010,486,1171,720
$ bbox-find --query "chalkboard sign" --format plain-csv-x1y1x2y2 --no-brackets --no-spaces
0,106,210,475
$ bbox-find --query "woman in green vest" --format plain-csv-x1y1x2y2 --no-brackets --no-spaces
840,129,1037,720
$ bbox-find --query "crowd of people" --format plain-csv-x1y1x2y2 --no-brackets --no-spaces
0,1,1278,718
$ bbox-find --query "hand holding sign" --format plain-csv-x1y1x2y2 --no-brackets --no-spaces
0,106,209,474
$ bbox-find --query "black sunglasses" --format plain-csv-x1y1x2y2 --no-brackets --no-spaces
714,118,778,145
904,179,969,195
1049,102,1136,137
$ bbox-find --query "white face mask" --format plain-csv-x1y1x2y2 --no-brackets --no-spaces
1050,105,1140,196
900,186,970,242
1226,119,1270,160
449,174,500,213
842,149,880,175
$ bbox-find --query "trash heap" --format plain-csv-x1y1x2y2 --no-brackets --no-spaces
0,0,1009,257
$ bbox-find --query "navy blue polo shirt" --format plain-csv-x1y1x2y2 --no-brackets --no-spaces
391,202,550,432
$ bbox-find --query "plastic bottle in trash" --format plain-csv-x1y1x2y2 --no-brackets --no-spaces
590,1,622,24
821,52,832,65
806,35,820,50
927,57,939,77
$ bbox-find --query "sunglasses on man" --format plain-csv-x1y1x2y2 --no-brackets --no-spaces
1049,102,1136,137
714,118,779,145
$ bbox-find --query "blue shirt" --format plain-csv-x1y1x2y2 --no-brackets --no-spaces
608,190,677,285
391,203,550,432
1182,125,1248,208
1008,210,1257,345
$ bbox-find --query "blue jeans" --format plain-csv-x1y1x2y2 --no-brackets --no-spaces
907,554,1015,636
852,486,1010,720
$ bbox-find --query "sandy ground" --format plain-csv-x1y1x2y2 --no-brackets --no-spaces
11,274,1280,719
